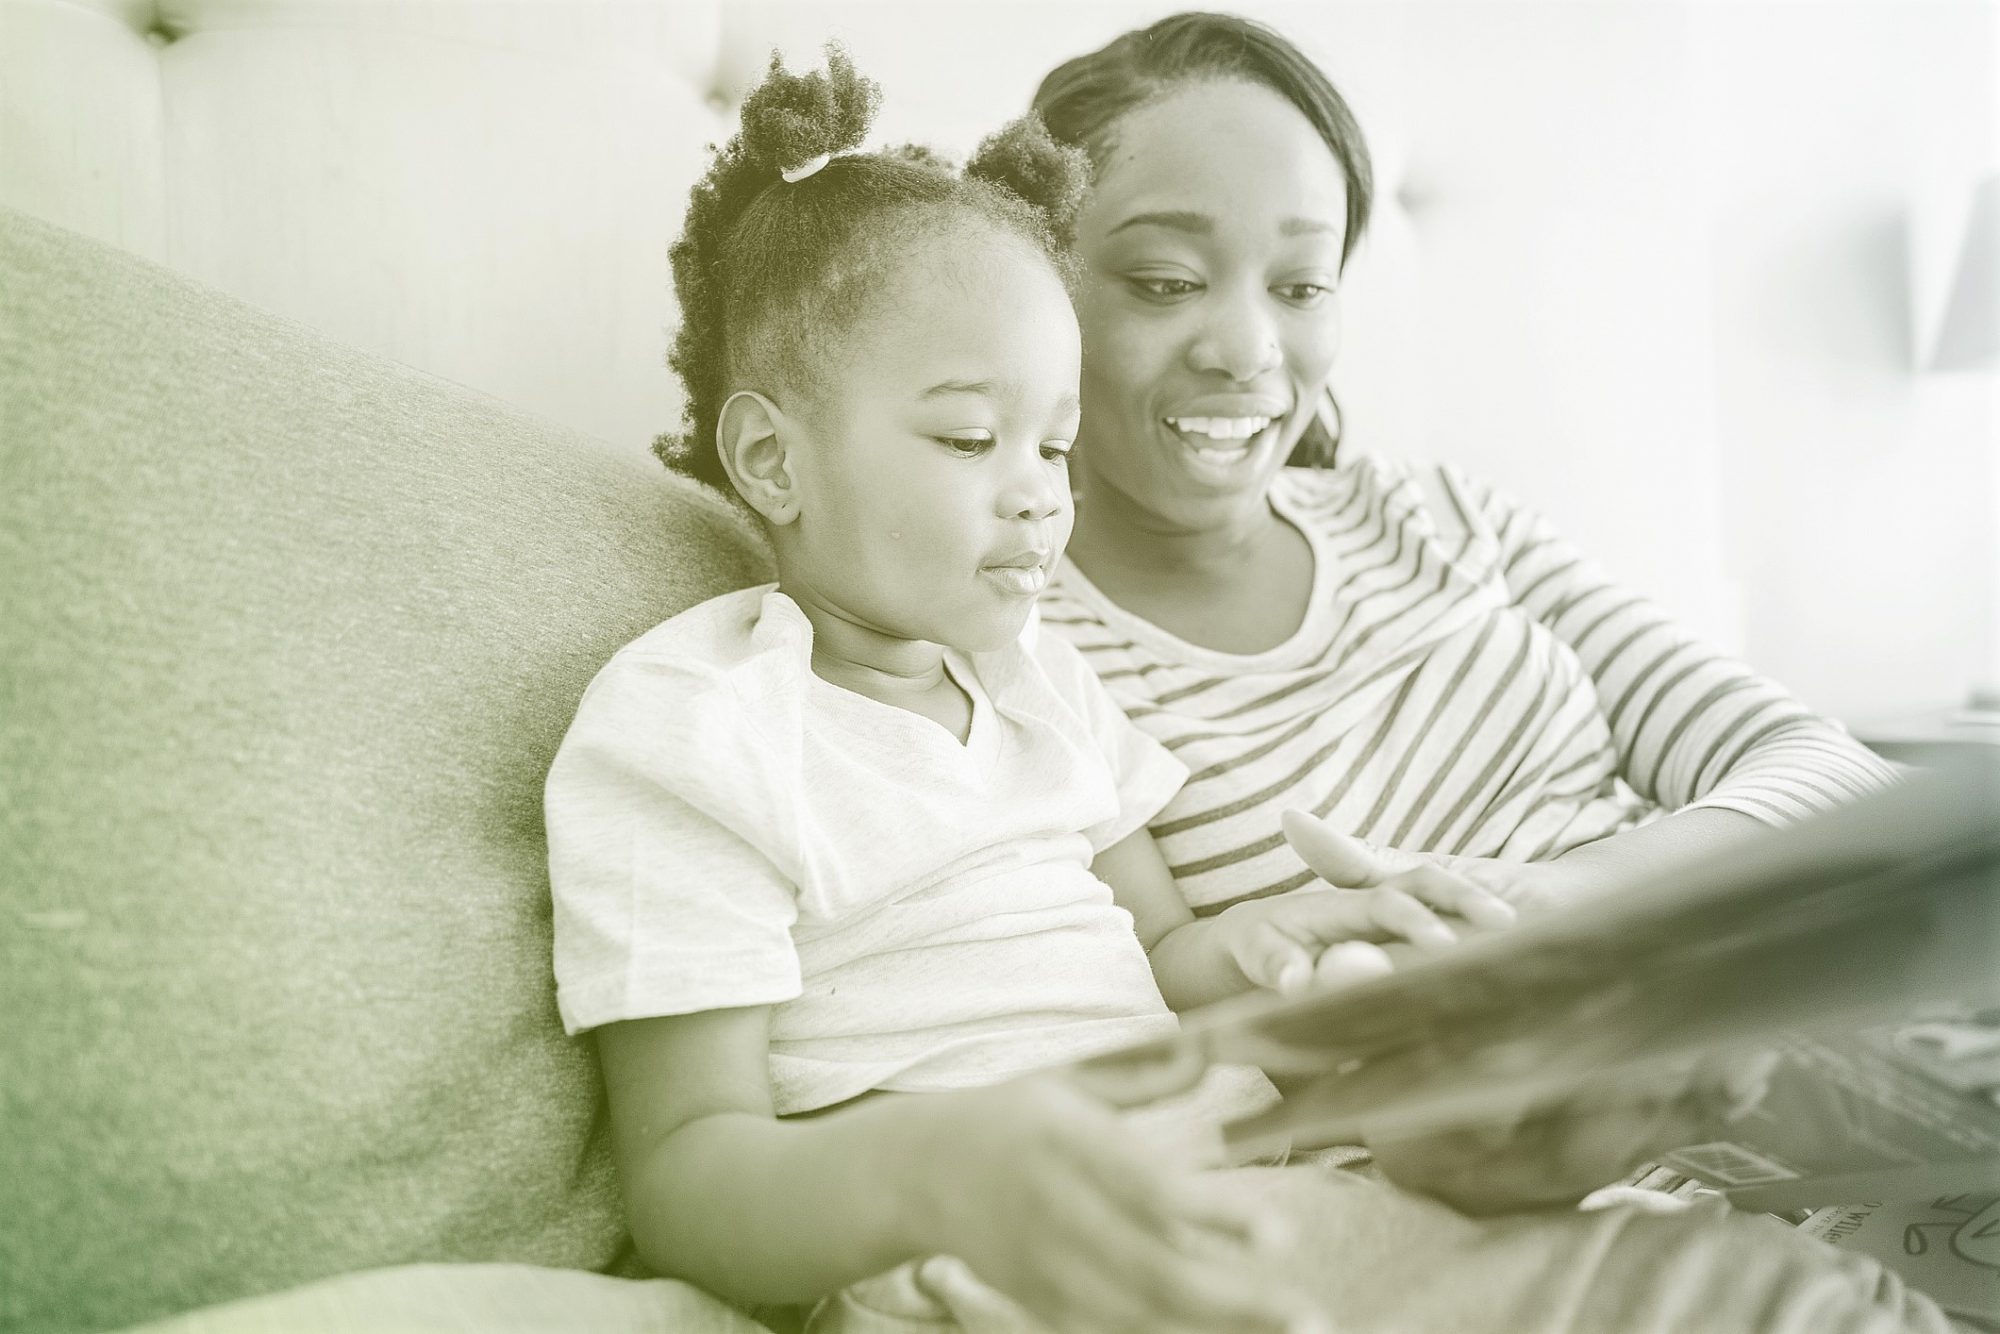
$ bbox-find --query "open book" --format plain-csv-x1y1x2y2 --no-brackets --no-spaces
1091,755,2000,1212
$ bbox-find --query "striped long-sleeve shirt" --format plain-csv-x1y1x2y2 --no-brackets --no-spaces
1039,458,1899,916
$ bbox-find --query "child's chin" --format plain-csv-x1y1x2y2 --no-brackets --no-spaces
953,608,1036,654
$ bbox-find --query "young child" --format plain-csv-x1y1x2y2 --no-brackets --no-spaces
544,50,1497,1334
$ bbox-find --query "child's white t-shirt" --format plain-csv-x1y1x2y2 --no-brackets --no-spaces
546,585,1271,1122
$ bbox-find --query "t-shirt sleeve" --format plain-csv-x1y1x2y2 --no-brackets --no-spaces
1031,627,1189,851
544,660,802,1035
1454,466,1899,826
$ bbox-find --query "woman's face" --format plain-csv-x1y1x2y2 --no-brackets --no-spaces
1072,79,1348,530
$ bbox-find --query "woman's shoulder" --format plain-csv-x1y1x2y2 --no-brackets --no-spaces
1276,455,1512,537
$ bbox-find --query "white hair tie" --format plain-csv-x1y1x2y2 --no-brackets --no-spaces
780,153,831,184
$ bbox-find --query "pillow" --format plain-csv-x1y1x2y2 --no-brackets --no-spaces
123,1263,772,1334
0,207,773,1333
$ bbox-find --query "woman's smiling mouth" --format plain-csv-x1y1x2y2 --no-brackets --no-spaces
1163,414,1280,476
1166,415,1273,442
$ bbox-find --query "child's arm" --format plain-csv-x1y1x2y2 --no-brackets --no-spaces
597,1005,1320,1332
1092,828,1516,1010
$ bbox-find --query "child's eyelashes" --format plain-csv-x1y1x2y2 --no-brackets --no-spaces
932,433,1077,465
936,432,995,458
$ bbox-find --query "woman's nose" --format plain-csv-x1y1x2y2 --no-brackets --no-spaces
1189,287,1282,382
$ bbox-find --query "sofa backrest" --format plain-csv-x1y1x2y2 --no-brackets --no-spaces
0,205,773,1333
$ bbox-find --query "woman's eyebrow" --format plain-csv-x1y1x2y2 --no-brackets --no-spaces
1107,210,1211,237
1106,211,1340,239
1280,217,1342,238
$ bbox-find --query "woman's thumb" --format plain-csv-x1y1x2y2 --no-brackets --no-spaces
1282,809,1394,887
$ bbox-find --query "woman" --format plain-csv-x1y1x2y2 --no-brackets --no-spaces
1033,13,1896,928
1005,12,1944,1332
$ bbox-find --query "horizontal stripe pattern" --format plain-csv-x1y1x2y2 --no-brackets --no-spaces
1043,460,1897,913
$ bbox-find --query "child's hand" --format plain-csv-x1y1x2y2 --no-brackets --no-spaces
1212,866,1516,996
909,1072,1328,1334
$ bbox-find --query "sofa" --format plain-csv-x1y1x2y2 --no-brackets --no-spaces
1,205,778,1331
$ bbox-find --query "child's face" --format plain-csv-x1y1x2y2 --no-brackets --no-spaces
778,230,1082,655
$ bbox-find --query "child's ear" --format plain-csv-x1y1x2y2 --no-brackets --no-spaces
716,390,800,526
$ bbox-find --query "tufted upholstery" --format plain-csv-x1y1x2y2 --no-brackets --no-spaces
2,0,733,456
1,0,1762,645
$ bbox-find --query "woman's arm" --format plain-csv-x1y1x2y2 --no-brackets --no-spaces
596,1006,1319,1331
1455,467,1897,825
1283,803,1767,913
1301,468,1901,907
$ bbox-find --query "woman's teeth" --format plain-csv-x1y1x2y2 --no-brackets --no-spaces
1166,415,1273,444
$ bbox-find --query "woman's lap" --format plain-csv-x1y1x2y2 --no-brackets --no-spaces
812,1158,1952,1333
1242,1160,1950,1334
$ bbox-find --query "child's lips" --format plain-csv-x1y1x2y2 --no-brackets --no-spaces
981,564,1048,596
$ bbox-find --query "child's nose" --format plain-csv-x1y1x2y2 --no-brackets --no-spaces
997,454,1065,522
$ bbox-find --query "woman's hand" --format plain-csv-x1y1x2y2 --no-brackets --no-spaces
910,1062,1328,1334
1211,871,1516,995
1281,809,1592,914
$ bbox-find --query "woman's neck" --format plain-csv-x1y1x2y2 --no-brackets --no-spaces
1063,471,1292,586
1060,469,1317,655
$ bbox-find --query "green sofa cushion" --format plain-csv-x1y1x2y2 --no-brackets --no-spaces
0,207,773,1333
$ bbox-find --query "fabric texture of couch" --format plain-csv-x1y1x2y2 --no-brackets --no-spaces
0,205,774,1333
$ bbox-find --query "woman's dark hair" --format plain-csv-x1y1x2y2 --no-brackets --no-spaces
657,46,1091,491
1032,12,1372,467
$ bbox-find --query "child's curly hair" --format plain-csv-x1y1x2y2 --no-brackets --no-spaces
657,46,1092,492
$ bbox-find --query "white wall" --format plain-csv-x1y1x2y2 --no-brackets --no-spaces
1694,0,1998,720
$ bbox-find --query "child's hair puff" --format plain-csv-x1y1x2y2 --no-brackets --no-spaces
657,46,1091,492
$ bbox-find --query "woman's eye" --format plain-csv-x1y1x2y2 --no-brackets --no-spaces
936,434,993,457
1128,275,1201,301
1276,282,1333,306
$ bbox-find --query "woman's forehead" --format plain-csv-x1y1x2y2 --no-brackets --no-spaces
1085,79,1347,242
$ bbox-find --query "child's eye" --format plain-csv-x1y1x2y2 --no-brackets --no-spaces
935,433,994,457
1128,275,1201,301
1041,440,1075,464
